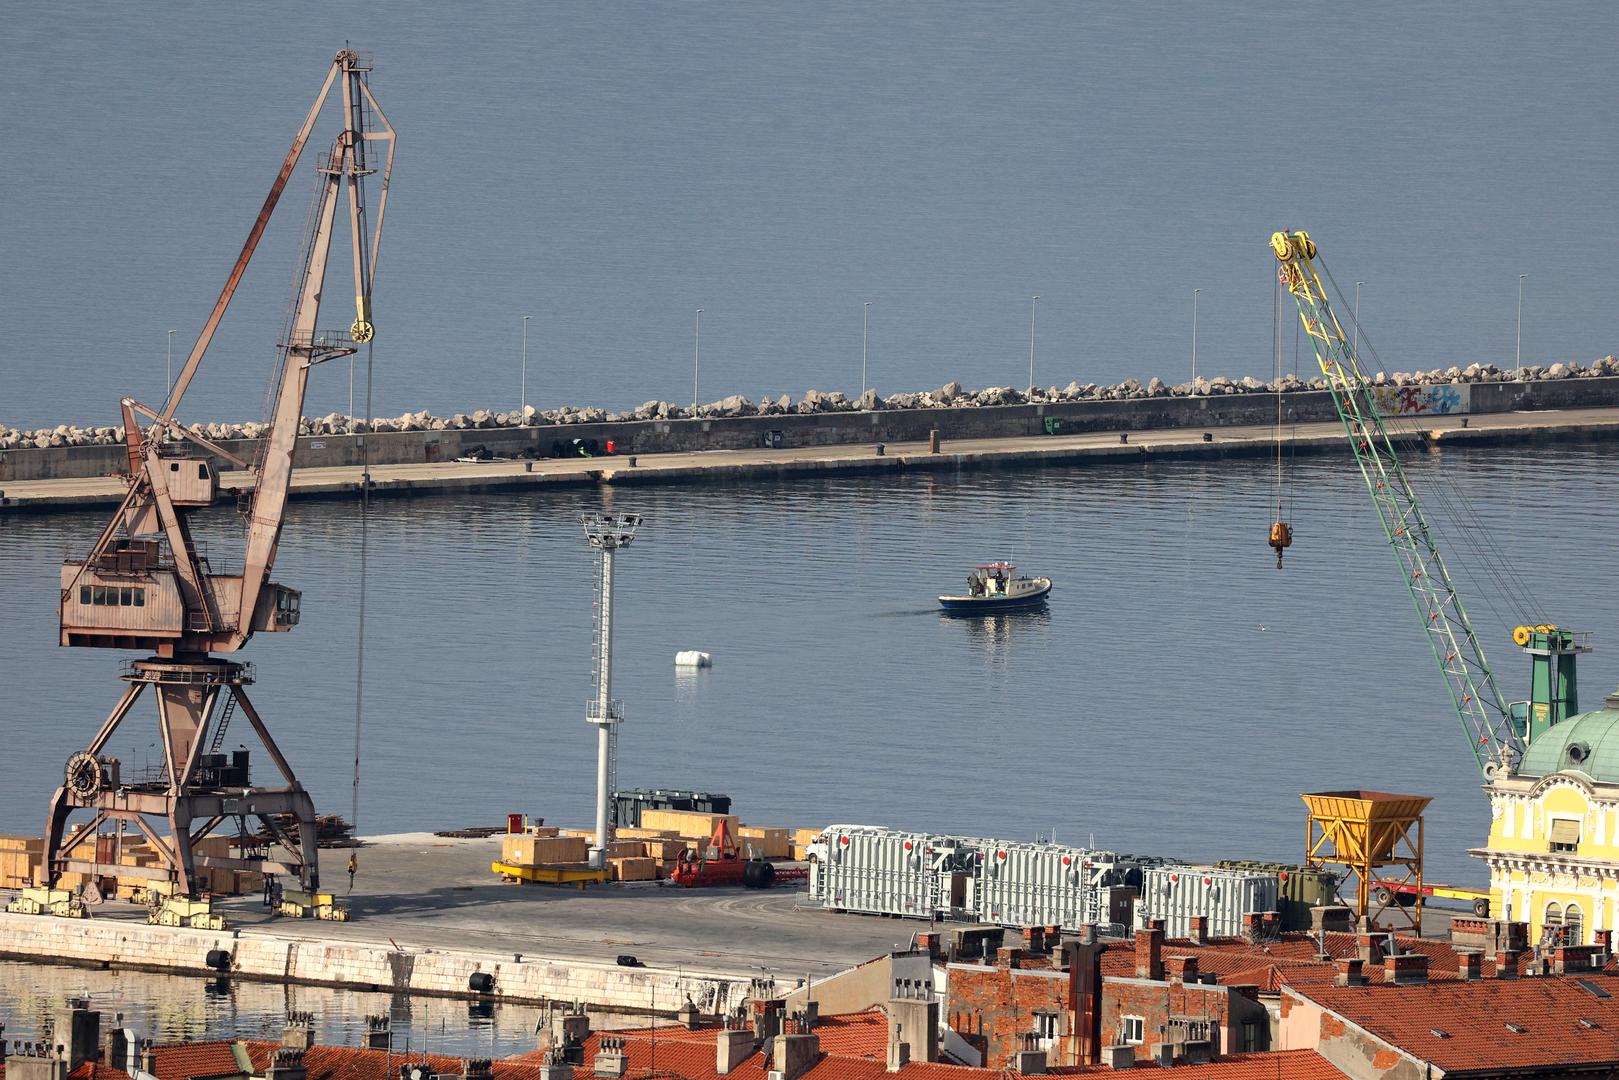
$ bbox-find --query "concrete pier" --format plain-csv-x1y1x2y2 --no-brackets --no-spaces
0,834,943,1010
4,405,1618,513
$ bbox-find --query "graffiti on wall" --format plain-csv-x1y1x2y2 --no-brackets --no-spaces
1371,383,1470,415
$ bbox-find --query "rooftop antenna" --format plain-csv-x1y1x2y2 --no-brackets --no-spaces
580,512,642,869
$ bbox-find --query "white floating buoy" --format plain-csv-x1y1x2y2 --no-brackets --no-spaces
674,650,713,668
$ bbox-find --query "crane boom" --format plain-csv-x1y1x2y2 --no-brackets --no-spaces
1270,229,1518,779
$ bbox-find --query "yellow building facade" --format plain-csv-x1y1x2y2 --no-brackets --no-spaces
1478,707,1619,946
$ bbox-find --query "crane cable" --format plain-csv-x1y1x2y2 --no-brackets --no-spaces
351,336,373,879
1313,256,1548,631
1268,264,1294,568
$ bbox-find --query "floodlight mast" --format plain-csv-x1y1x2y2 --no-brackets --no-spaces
580,513,642,869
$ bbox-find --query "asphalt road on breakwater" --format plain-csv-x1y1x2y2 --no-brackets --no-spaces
6,406,1619,513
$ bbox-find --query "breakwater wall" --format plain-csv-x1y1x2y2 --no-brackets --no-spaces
0,911,774,1013
7,371,1619,486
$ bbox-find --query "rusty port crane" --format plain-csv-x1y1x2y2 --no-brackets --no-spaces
24,50,395,925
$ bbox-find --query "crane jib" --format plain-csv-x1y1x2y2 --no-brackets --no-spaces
1270,230,1519,782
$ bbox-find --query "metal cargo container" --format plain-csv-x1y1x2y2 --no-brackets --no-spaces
973,842,1124,930
810,825,939,918
1135,865,1278,939
1215,860,1339,931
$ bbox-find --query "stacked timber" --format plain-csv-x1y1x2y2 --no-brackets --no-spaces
500,833,589,867
640,809,740,840
739,826,790,859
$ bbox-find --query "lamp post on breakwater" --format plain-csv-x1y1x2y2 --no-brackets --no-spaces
862,300,872,400
1191,289,1200,382
521,314,532,426
1517,274,1526,368
1027,295,1039,395
693,308,703,412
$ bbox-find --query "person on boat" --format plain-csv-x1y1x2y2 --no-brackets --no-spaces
968,574,981,597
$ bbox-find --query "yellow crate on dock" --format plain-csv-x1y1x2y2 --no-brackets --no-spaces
739,827,790,859
611,857,657,882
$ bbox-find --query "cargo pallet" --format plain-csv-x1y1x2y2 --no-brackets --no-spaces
492,860,610,888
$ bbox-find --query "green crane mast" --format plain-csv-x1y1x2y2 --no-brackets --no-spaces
1270,229,1522,780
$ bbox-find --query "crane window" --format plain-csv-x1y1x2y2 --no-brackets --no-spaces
198,463,209,479
82,585,146,607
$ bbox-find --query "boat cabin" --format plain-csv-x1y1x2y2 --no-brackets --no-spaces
966,563,1017,597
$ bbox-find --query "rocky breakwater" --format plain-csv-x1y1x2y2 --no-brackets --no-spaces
5,356,1615,450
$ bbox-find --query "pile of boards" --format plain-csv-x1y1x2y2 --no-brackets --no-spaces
0,833,260,899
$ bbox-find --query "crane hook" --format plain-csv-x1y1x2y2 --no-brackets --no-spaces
1269,521,1293,570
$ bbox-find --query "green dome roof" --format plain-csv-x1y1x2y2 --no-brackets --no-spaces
1519,708,1619,783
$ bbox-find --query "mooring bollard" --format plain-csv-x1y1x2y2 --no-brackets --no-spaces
929,429,941,454
875,443,886,456
1120,432,1129,444
1461,417,1469,428
523,461,534,473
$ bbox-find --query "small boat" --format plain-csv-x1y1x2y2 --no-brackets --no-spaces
938,563,1052,613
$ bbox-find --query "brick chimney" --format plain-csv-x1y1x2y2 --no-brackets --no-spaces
1383,952,1429,986
887,978,938,1065
1334,958,1367,987
1021,927,1046,953
772,1033,820,1080
914,933,942,960
1356,933,1387,966
1553,945,1604,974
716,1027,755,1076
463,1058,494,1080
997,946,1024,970
1164,956,1199,985
1457,951,1483,982
1134,928,1163,981
1064,936,1106,1067
1188,916,1208,944
1495,948,1523,980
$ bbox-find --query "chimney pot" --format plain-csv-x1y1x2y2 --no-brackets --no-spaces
1334,957,1367,987
1458,951,1483,981
1384,952,1429,986
1188,916,1208,944
1165,956,1199,985
1495,948,1523,979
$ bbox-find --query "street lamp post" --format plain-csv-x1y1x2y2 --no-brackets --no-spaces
1028,295,1040,396
693,309,703,412
521,314,532,426
166,329,176,402
1191,289,1200,382
1517,274,1527,368
862,301,872,402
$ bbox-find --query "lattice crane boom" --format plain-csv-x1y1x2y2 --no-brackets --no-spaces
1270,229,1518,780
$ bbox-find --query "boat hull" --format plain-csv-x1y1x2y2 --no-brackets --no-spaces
938,579,1052,614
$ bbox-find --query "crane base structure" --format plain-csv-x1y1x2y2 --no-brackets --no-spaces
40,659,321,905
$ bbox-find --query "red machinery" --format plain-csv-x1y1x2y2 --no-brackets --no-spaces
669,820,808,889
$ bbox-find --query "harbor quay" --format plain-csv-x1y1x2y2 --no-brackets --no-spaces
5,400,1619,514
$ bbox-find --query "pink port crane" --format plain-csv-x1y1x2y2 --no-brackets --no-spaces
42,50,396,902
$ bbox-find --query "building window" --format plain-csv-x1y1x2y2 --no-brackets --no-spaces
1121,1017,1144,1046
79,585,91,605
1549,818,1581,853
1565,903,1584,946
1032,1013,1057,1047
1240,1020,1260,1053
80,584,146,607
1545,902,1564,947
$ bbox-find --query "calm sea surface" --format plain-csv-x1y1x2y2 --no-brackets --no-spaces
4,446,1617,889
0,959,616,1058
3,4,1618,429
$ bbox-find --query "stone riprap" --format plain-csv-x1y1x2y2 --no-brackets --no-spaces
5,357,1615,450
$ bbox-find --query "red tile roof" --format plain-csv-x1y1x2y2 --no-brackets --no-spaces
1291,973,1619,1072
1051,1050,1343,1077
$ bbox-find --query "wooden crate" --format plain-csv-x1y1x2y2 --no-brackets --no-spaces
615,827,679,840
501,834,589,867
640,838,688,860
611,857,657,882
607,840,645,859
640,809,739,840
739,827,790,859
792,827,824,846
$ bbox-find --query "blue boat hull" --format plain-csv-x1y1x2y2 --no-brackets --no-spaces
938,582,1052,614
